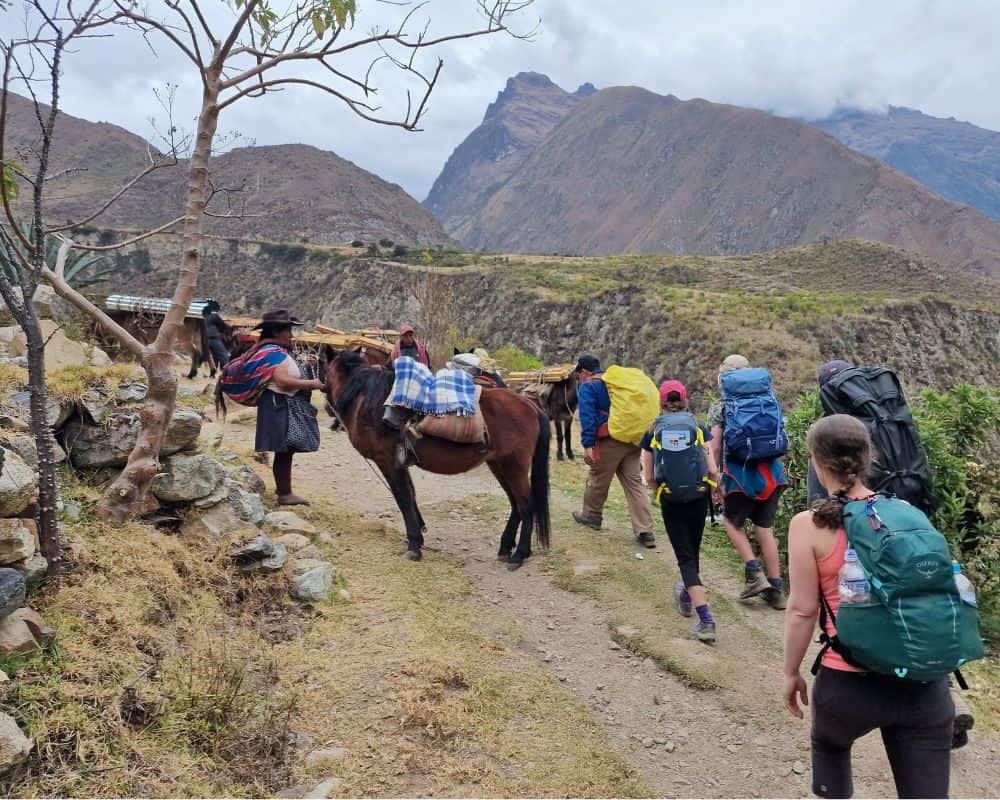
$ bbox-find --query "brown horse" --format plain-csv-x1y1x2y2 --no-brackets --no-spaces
517,374,578,461
107,311,216,378
326,350,551,568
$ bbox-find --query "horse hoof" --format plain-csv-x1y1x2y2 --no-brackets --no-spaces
497,550,512,562
506,552,529,570
556,453,565,462
404,549,422,561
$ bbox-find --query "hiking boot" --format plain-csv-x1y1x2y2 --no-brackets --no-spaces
952,687,974,749
382,405,404,429
572,511,602,530
763,587,787,610
673,582,693,617
739,569,771,600
637,531,656,548
690,621,717,645
277,494,310,506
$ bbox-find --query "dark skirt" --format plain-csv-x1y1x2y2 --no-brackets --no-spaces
255,390,290,453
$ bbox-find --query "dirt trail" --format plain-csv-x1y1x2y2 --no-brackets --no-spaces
211,410,1000,798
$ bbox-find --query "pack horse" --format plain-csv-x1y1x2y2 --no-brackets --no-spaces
510,365,579,461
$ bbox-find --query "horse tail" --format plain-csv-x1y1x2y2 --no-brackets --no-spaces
531,408,551,548
214,377,227,421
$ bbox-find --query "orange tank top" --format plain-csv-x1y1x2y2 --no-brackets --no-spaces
817,528,864,672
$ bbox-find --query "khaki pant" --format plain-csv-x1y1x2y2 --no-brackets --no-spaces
582,436,654,535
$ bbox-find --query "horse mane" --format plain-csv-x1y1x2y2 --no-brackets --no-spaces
335,350,394,420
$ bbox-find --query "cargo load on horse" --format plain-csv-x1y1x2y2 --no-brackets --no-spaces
509,363,578,461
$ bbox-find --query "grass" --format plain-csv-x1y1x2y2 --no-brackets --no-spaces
46,363,142,400
0,465,646,798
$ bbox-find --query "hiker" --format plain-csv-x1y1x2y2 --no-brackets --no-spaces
391,325,431,368
783,415,961,799
642,380,721,643
708,354,789,609
572,354,657,548
202,300,233,369
253,309,323,506
809,359,973,749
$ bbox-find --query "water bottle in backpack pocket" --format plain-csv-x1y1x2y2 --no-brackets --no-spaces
719,367,788,463
816,495,985,682
838,549,870,603
651,412,712,503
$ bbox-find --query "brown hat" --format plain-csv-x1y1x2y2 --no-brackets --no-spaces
254,309,304,329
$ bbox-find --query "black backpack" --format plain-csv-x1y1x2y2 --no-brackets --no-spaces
651,412,711,503
819,367,936,513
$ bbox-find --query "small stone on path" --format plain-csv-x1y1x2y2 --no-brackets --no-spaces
305,747,348,768
264,510,317,536
792,760,806,775
304,777,344,799
665,740,676,753
642,737,655,748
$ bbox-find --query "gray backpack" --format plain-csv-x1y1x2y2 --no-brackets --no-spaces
651,412,710,503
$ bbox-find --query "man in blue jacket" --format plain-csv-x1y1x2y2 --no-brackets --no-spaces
572,354,656,548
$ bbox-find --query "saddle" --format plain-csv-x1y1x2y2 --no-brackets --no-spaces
396,387,489,468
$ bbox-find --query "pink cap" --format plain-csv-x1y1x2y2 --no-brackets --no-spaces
659,379,687,404
399,325,415,335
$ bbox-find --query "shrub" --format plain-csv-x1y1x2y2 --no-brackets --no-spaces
378,238,394,248
392,244,409,258
492,345,543,373
350,239,364,248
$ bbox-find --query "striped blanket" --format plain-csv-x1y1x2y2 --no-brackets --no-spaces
389,356,477,416
219,343,288,406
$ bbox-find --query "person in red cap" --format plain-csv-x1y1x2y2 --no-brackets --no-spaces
642,379,721,643
391,324,431,368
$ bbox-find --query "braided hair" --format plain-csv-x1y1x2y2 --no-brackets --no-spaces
807,414,873,529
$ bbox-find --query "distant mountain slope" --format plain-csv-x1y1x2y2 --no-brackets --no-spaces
3,92,452,247
423,72,591,233
810,107,1000,222
431,79,1000,277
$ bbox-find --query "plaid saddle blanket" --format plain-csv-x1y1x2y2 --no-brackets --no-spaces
389,356,477,416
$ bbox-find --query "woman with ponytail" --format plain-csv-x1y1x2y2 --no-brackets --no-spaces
782,415,953,799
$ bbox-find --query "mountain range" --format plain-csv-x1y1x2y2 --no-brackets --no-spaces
425,73,1000,278
3,92,451,247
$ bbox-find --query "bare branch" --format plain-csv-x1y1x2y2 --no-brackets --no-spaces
70,216,184,251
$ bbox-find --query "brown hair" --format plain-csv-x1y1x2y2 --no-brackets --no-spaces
662,391,687,413
807,414,873,529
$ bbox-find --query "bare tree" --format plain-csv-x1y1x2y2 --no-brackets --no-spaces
33,0,536,522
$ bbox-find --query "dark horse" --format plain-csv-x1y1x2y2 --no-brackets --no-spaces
326,350,551,568
517,373,578,461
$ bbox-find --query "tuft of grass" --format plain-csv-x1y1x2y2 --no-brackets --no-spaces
0,362,27,393
46,363,141,400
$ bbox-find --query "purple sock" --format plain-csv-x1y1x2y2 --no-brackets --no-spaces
696,604,714,624
745,559,760,572
768,577,783,589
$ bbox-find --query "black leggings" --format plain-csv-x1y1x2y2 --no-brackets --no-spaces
273,452,294,496
811,666,952,798
658,495,709,588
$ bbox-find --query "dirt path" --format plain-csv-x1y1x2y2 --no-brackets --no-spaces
209,408,1000,798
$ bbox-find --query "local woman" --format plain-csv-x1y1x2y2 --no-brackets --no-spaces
782,414,952,798
254,309,324,505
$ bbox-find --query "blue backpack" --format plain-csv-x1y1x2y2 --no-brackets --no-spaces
720,367,788,463
651,412,712,503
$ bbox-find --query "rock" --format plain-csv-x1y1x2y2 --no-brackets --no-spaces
223,480,265,524
665,740,676,753
0,669,7,682
192,481,229,509
608,642,621,651
289,563,335,602
0,449,37,516
152,453,226,503
572,563,601,576
228,465,267,496
0,710,33,775
304,747,348,768
181,503,245,539
293,545,322,560
87,346,112,368
615,624,641,639
0,283,59,322
0,568,26,618
288,557,327,576
337,589,351,602
229,535,286,572
7,607,53,647
0,610,43,656
642,737,655,748
60,500,82,522
63,407,202,468
275,784,311,799
653,736,668,745
114,381,148,404
305,777,344,799
792,760,806,775
0,414,29,433
7,319,110,374
0,434,36,468
3,391,71,430
264,511,317,536
0,519,38,565
277,533,310,552
10,554,47,590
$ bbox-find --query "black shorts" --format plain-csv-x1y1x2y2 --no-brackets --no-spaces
723,487,784,528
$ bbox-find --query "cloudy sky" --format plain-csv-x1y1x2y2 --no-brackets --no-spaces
5,0,999,199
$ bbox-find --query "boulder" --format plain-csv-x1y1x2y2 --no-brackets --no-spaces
276,533,310,552
181,503,245,539
0,450,37,517
62,407,202,468
10,607,54,647
0,432,66,468
0,283,60,322
0,609,43,656
0,710,33,776
7,319,111,374
229,534,287,573
228,465,267,497
152,454,226,504
289,563,335,602
0,568,26,618
288,557,327,576
264,511,317,536
224,480,265,524
0,519,37,565
10,553,47,590
4,391,73,429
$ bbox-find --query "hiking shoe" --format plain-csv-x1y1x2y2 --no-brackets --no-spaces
690,621,717,644
952,687,974,749
637,531,656,548
572,511,602,530
739,569,771,600
763,587,787,610
673,582,693,617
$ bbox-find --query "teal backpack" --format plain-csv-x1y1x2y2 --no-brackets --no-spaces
650,412,714,503
813,495,984,683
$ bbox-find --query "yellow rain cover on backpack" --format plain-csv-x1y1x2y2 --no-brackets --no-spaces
602,365,659,445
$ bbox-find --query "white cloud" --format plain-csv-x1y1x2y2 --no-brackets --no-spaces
4,0,999,199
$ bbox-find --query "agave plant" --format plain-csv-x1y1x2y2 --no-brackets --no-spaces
0,218,116,288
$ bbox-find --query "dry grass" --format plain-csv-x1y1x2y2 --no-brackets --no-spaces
46,363,143,400
0,362,28,393
0,468,644,798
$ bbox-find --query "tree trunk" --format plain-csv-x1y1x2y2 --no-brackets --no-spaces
98,72,222,522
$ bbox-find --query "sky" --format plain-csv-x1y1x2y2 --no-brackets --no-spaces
4,0,1000,200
